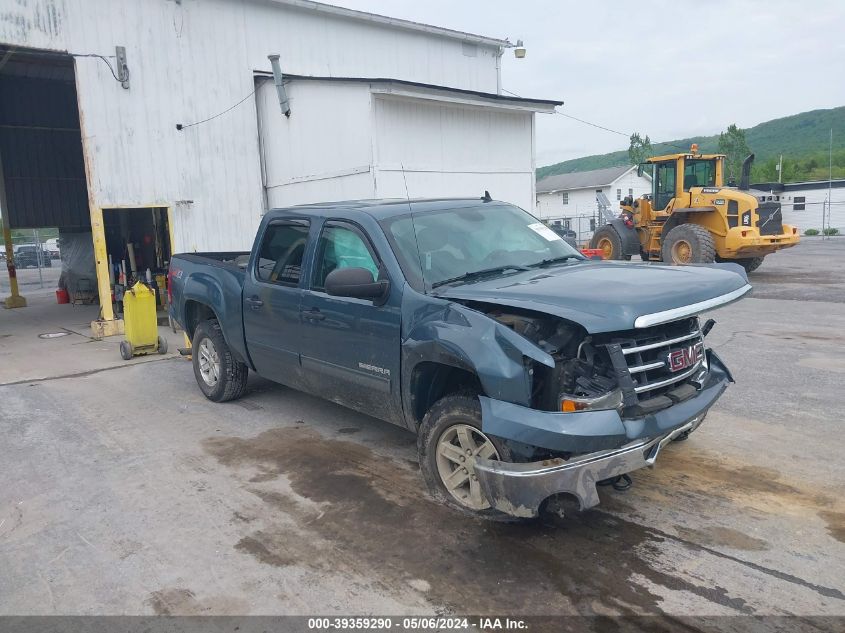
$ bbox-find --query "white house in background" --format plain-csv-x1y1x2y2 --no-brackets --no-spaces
751,179,845,233
535,165,651,242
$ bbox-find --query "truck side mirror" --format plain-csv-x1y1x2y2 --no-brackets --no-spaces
637,164,645,178
325,267,389,302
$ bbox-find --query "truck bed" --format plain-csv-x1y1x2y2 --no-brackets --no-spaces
169,251,252,365
173,251,251,269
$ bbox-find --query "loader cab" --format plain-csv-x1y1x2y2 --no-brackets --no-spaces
653,160,677,211
639,149,726,212
682,158,719,191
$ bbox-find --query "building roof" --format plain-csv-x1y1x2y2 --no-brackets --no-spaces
269,0,511,47
536,165,635,193
273,74,562,110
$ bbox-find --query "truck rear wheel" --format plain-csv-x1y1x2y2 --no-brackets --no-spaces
736,256,765,273
418,394,517,521
661,224,715,265
192,319,248,402
590,226,631,261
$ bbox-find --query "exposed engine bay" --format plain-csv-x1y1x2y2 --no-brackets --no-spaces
483,308,618,412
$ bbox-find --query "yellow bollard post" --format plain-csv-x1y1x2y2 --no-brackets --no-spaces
2,219,26,309
0,149,26,309
89,207,123,338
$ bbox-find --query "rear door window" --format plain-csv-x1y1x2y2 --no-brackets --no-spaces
255,220,310,285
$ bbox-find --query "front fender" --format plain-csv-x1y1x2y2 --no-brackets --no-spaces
183,272,250,366
402,299,554,411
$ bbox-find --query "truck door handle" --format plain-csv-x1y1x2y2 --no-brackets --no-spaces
302,308,325,321
246,296,264,309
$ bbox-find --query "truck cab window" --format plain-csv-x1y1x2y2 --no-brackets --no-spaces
683,159,716,191
654,161,676,210
313,223,379,290
255,221,310,284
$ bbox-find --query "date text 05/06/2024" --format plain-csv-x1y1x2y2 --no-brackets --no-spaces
307,616,528,630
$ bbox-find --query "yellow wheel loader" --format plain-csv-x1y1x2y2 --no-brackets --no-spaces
589,145,800,272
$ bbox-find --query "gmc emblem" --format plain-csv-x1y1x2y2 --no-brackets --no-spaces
666,342,704,373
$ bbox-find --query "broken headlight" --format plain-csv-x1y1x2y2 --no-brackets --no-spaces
559,388,623,413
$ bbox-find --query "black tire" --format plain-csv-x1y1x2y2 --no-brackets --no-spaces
192,319,248,402
736,256,764,273
661,224,716,264
157,335,168,355
590,226,631,261
418,393,519,521
120,340,133,361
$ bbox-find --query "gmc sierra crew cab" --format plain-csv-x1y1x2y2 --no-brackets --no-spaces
169,198,750,519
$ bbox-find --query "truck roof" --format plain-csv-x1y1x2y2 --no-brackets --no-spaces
267,198,505,221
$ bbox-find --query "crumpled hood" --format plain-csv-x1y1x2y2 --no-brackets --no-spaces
435,261,750,333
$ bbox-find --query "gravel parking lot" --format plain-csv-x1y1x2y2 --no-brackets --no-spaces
1,240,843,621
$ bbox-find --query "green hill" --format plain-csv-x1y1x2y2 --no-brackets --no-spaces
537,106,845,182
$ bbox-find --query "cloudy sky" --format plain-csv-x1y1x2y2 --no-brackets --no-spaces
330,0,845,167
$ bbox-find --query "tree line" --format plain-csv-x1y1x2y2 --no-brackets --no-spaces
627,126,844,184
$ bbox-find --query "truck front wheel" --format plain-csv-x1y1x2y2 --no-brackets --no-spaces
661,224,716,264
192,319,248,402
418,394,516,520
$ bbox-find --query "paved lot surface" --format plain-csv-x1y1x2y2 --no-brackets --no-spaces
1,240,844,619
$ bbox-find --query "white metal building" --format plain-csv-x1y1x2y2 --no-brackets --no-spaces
535,165,651,242
751,179,845,234
0,0,559,329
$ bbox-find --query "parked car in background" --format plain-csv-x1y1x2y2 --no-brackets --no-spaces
44,238,60,259
548,224,578,249
15,245,52,268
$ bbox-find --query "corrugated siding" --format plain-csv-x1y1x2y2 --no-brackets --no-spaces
0,0,501,252
257,79,376,209
0,75,89,228
373,96,535,210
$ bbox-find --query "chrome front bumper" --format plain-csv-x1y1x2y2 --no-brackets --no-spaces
474,415,705,518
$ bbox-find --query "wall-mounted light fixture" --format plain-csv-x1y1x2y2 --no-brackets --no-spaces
514,40,526,59
115,46,130,88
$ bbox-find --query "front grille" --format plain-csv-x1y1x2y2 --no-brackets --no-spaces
757,201,783,235
598,318,705,402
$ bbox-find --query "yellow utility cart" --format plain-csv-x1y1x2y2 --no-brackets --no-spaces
120,281,168,360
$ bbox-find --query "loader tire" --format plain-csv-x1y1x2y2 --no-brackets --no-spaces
736,256,765,273
192,319,248,402
590,226,631,261
661,224,716,265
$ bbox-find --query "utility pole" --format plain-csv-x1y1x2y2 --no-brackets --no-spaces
828,129,833,238
777,154,783,184
34,227,43,288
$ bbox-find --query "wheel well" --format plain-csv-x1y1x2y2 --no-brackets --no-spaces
410,362,483,427
184,300,219,340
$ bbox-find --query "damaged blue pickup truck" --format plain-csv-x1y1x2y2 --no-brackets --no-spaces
169,198,750,519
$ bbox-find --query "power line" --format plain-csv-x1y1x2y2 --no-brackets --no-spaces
502,87,692,152
554,110,629,137
0,46,125,83
176,88,257,131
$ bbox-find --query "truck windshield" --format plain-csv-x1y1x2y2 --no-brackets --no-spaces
381,203,584,290
684,159,717,190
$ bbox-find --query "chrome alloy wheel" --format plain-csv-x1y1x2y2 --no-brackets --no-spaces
435,423,500,510
198,338,221,387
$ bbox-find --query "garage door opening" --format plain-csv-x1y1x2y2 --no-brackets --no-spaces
102,207,173,316
0,45,91,310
